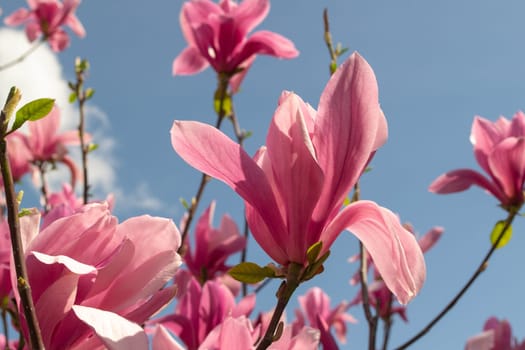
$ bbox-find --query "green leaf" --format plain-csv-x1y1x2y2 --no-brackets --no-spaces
343,196,351,206
228,262,275,284
306,241,322,265
12,98,54,132
85,88,95,100
87,143,99,153
179,197,189,210
302,250,331,281
490,220,512,249
69,92,77,103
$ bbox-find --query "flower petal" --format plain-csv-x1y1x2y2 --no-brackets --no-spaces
265,93,324,262
171,120,287,261
232,30,298,68
172,46,210,76
313,53,384,222
429,168,505,202
325,201,425,304
72,305,148,350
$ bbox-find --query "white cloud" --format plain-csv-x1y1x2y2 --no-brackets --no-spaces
0,28,166,215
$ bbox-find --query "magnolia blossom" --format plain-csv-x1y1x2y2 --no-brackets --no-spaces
465,317,525,350
152,316,319,350
10,105,84,187
430,112,525,209
13,202,182,349
171,52,425,304
153,270,255,350
173,0,298,91
4,0,85,52
350,225,443,321
183,201,245,283
293,287,355,350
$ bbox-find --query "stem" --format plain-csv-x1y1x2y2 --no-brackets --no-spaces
360,243,377,350
73,61,90,204
36,161,50,212
0,39,44,72
0,93,44,349
394,210,518,350
381,294,394,350
256,264,301,350
323,9,338,75
241,218,249,297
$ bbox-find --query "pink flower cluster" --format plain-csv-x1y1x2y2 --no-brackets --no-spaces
4,0,85,52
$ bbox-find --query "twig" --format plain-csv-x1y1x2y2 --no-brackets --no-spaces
394,209,518,349
0,39,44,72
71,58,91,204
360,243,378,350
255,264,302,350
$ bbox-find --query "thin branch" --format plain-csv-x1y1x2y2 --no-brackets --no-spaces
0,39,44,72
394,210,518,349
360,243,378,350
256,264,302,350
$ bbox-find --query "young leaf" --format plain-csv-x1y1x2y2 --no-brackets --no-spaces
85,88,95,100
69,92,77,103
306,241,322,265
228,262,275,284
490,220,512,249
11,98,54,133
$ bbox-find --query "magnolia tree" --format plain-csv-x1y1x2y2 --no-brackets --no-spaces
0,0,522,349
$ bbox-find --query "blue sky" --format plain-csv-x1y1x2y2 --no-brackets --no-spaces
1,0,525,348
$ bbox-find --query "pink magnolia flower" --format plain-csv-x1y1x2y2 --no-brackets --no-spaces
173,0,298,91
465,317,525,350
4,0,86,52
171,52,425,304
430,112,525,209
152,316,319,350
183,201,246,283
153,270,256,350
13,202,182,349
350,225,443,321
292,287,355,350
11,105,84,187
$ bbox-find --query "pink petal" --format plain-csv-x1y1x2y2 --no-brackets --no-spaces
265,93,324,262
3,8,31,26
313,53,384,223
465,330,495,350
180,0,221,47
199,316,255,350
418,226,444,253
487,137,525,204
72,305,148,350
172,46,210,76
48,28,70,52
66,14,86,37
429,168,504,202
325,201,425,304
152,325,185,350
233,0,269,35
232,30,298,68
35,273,81,347
471,116,505,174
25,21,42,42
171,120,287,261
32,251,96,275
509,111,525,137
